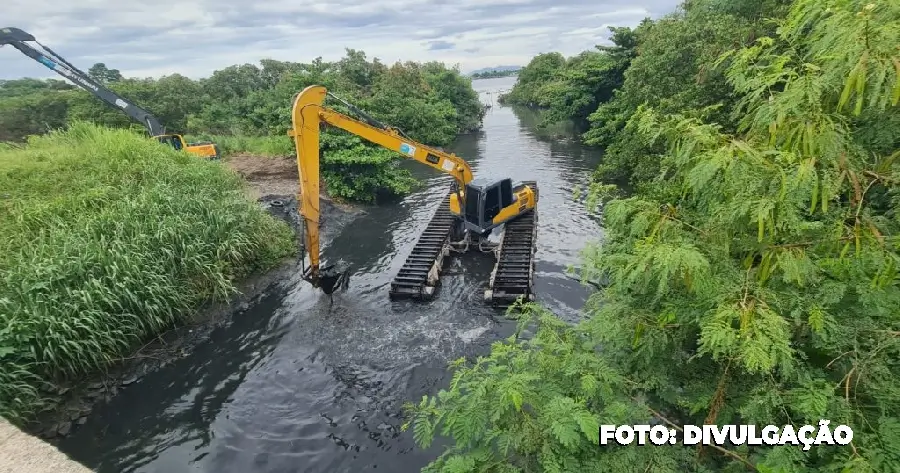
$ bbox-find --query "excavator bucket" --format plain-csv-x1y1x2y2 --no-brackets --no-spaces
304,262,351,295
318,271,348,295
0,27,35,44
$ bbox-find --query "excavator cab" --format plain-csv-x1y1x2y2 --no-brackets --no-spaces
156,134,184,151
155,134,220,160
463,177,517,235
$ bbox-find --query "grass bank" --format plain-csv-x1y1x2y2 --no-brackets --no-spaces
187,134,295,157
0,123,295,423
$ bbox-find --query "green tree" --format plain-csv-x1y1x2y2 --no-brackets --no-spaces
66,78,160,132
0,78,74,98
422,61,486,134
584,0,790,187
0,50,484,203
498,25,645,132
498,52,566,107
87,62,123,83
335,48,386,92
409,1,900,472
0,79,75,140
367,61,459,145
0,92,71,142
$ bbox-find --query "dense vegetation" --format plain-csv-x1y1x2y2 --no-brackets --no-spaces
411,0,900,471
0,123,295,422
497,24,639,131
470,69,521,79
0,50,485,202
499,1,794,187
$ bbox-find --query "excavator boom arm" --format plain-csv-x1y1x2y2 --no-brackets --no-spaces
289,85,474,279
0,26,167,136
316,108,474,185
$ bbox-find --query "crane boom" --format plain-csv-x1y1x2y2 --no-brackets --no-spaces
1,27,220,160
316,108,475,185
288,85,536,297
0,27,166,136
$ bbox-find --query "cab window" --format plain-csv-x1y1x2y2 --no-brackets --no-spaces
484,185,501,221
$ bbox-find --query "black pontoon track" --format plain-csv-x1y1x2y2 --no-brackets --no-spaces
485,181,538,308
388,189,455,300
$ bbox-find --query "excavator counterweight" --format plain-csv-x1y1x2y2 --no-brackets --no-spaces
289,85,539,307
1,27,220,160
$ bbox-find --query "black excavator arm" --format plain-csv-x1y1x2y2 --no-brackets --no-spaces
0,27,167,136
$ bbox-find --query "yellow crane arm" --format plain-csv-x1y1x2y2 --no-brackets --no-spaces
288,84,475,284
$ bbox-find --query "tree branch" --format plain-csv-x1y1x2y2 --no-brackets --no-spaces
637,398,757,471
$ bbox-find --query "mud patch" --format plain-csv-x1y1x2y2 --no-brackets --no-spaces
258,194,363,244
225,154,356,213
226,154,299,199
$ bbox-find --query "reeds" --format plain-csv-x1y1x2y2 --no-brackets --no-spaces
0,122,294,422
185,134,296,157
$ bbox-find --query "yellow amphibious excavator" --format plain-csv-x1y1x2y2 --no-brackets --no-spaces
288,85,540,306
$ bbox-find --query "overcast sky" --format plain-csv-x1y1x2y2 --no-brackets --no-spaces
1,0,680,80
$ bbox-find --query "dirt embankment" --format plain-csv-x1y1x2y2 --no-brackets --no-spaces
226,154,355,213
226,154,300,198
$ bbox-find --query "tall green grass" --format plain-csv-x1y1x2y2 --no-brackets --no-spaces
0,123,295,422
186,134,295,157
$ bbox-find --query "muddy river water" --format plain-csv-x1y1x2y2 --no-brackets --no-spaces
58,76,605,472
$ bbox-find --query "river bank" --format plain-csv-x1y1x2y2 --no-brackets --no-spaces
16,152,363,443
22,258,298,441
1,123,300,428
225,154,358,211
1,419,92,473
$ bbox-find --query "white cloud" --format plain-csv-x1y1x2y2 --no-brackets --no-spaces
0,0,680,80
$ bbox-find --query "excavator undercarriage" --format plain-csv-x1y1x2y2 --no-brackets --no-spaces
388,181,538,307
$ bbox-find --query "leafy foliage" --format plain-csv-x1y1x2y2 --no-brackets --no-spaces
471,69,520,79
87,62,123,84
0,122,295,422
409,0,900,471
498,53,565,107
0,49,484,202
501,1,793,189
585,0,793,187
498,26,643,130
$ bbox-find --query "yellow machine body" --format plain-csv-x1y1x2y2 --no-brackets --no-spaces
288,85,536,285
155,134,220,159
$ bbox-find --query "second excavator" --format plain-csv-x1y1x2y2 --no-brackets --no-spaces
0,27,220,160
289,85,540,307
